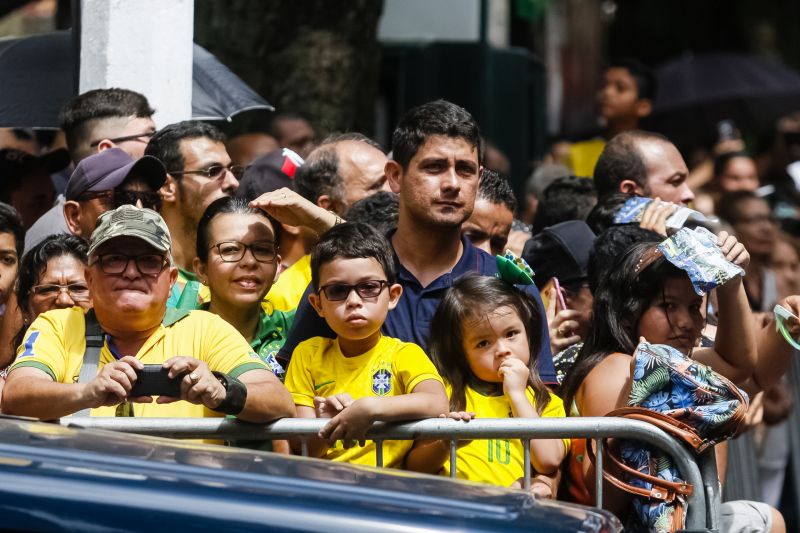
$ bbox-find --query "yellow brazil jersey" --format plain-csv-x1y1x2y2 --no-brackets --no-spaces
11,307,268,420
566,138,606,178
264,254,311,312
442,386,570,487
285,335,443,468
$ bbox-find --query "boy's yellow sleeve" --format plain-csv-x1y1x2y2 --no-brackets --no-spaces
393,342,444,393
284,342,316,408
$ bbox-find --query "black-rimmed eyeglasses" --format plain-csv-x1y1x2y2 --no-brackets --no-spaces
211,241,277,263
317,280,388,301
91,253,169,276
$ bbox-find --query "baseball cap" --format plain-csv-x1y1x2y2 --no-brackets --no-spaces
522,220,596,290
236,148,303,201
0,148,70,178
66,147,166,201
88,204,171,256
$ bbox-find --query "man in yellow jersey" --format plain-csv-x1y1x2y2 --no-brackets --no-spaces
3,205,295,423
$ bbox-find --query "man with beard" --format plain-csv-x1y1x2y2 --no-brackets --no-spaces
278,100,556,383
145,121,242,307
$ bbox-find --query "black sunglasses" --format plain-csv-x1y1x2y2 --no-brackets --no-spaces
89,131,155,148
317,280,388,301
168,164,247,180
76,189,161,211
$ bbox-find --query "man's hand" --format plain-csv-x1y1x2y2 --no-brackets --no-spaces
639,197,678,236
81,355,144,408
314,393,354,419
157,356,226,410
499,357,529,397
318,397,376,447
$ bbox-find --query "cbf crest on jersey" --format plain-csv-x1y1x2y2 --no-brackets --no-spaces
372,368,392,396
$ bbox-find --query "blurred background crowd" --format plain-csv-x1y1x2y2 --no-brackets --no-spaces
3,1,800,531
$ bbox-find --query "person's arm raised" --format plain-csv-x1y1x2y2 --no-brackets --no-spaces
249,187,342,235
692,231,757,384
741,294,800,395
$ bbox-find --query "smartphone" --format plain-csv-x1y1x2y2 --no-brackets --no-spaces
130,365,184,397
552,277,567,312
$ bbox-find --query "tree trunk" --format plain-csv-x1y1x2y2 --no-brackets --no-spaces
194,0,384,137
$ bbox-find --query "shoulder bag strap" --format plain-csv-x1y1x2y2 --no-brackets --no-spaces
73,309,104,417
608,406,706,451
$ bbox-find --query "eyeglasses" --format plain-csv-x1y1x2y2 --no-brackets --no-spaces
89,131,155,148
91,253,169,276
168,164,247,180
76,189,161,211
317,280,388,301
212,241,277,263
31,283,91,302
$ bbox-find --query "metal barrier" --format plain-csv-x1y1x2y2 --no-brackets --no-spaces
63,416,715,530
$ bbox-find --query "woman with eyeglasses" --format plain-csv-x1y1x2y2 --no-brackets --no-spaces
14,234,91,350
193,197,290,381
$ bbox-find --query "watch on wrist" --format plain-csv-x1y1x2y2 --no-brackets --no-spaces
211,371,248,416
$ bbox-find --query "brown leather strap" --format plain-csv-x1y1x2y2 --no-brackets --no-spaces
585,438,693,501
607,406,705,451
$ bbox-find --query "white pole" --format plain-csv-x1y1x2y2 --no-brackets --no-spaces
78,0,193,128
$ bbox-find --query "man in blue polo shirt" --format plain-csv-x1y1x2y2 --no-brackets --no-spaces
278,100,556,383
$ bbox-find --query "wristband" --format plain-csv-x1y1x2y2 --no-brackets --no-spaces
211,371,248,415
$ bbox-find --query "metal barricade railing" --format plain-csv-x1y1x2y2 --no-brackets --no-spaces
63,416,717,531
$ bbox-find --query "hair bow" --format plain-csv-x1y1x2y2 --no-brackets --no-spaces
495,250,534,286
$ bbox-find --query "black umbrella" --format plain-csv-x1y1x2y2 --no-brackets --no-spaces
643,52,800,150
0,30,273,128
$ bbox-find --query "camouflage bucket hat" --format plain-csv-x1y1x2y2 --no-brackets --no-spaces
88,204,172,256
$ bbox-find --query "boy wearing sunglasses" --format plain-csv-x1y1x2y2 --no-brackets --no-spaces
284,222,447,466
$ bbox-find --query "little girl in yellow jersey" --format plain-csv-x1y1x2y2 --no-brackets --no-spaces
406,274,569,496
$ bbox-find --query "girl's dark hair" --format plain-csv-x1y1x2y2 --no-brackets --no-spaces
16,233,88,347
428,275,550,414
195,196,281,262
561,242,686,408
0,202,25,258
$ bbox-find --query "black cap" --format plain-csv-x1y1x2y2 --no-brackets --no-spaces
65,147,166,200
236,148,303,201
0,148,70,179
523,220,596,290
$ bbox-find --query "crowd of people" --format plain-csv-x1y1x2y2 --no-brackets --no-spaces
0,58,799,532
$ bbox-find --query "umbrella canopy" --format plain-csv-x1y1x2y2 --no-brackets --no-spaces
0,30,273,128
643,53,800,150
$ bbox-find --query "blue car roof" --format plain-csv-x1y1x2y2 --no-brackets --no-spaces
0,416,619,532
